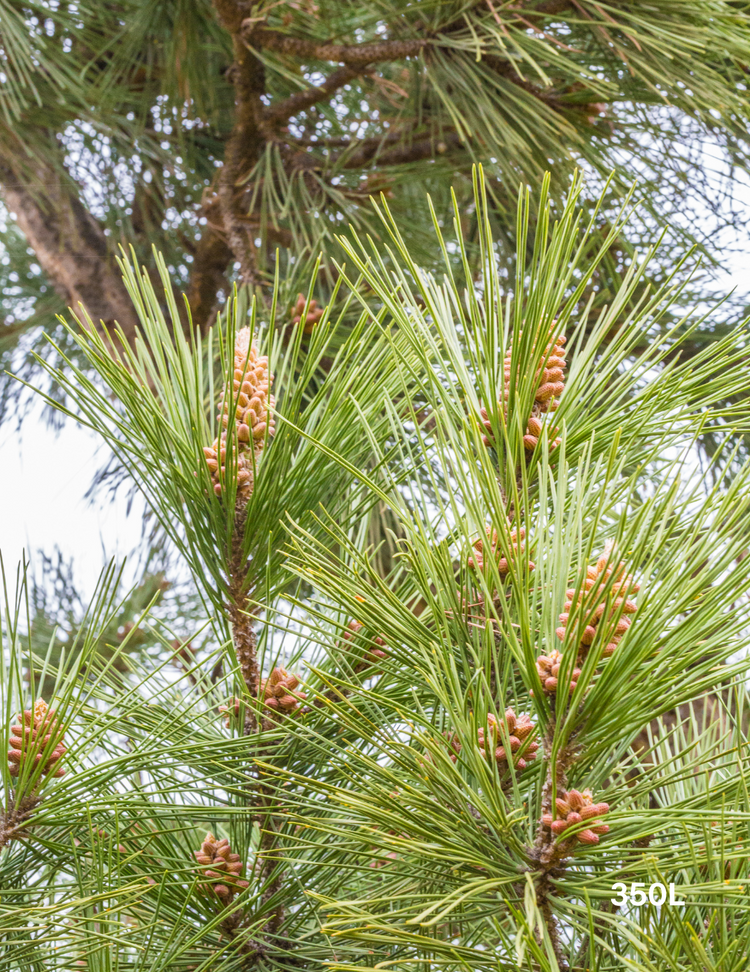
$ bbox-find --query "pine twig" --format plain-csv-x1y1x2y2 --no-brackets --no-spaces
243,23,429,65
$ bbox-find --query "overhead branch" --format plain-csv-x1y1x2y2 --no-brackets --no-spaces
212,1,268,286
184,203,233,334
243,21,429,65
0,160,141,342
339,130,463,169
266,65,364,125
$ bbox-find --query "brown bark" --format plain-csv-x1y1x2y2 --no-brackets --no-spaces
213,1,268,286
0,162,141,342
342,131,463,169
266,65,364,125
185,199,234,334
0,794,39,849
243,23,429,65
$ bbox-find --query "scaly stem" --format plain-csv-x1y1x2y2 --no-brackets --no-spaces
0,793,40,849
527,717,578,970
227,505,261,732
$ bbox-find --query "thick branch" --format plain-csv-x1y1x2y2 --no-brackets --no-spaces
185,198,233,334
244,22,429,65
266,65,363,124
213,1,268,286
0,161,140,342
340,130,463,169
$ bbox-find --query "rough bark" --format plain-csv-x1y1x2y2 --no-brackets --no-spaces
0,161,140,342
184,199,234,334
242,24,429,65
214,1,268,286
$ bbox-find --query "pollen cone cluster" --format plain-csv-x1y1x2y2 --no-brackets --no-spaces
7,699,67,778
534,648,582,697
194,832,249,902
260,667,306,715
468,525,534,578
556,543,639,662
342,620,389,671
292,293,324,333
477,709,539,771
541,788,610,846
203,328,275,499
481,328,566,452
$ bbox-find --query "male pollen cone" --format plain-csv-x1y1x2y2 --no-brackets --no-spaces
260,667,306,715
203,328,275,499
292,293,325,333
477,708,539,771
541,788,610,846
481,326,566,453
437,710,538,774
342,620,389,672
194,832,249,902
533,648,582,697
468,524,534,578
7,698,67,778
556,541,639,662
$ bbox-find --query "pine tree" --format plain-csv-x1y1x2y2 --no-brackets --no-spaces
2,0,750,371
3,173,750,971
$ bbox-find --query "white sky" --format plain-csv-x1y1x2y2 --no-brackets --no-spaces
0,414,147,593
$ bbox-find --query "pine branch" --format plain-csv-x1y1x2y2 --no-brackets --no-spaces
243,22,429,65
0,794,39,849
212,0,268,287
266,66,365,126
185,198,233,334
339,130,463,169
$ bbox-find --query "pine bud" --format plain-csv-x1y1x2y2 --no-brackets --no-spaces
468,523,535,577
203,329,275,501
7,699,67,778
193,832,249,902
541,788,610,846
482,326,566,453
260,667,306,715
556,541,639,662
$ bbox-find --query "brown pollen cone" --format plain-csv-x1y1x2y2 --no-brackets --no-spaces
556,542,639,663
203,328,275,500
534,648,581,697
260,667,306,715
292,293,325,334
468,524,534,578
541,788,610,847
193,832,249,902
341,620,389,672
477,708,539,771
481,327,566,453
7,699,67,779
